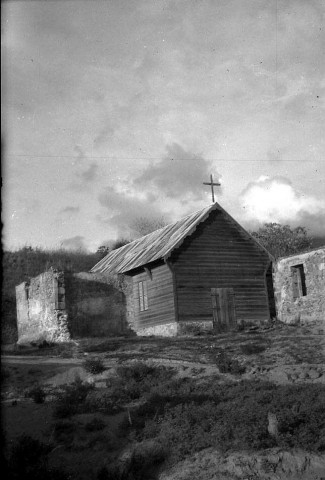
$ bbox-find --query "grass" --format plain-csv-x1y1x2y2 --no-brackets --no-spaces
240,343,267,355
50,361,324,466
3,331,324,479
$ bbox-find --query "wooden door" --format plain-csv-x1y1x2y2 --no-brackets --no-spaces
211,288,236,331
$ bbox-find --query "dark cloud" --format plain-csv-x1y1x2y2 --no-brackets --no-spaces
69,160,99,191
134,143,222,201
74,145,85,164
97,186,170,238
93,120,115,148
78,162,98,182
60,235,87,251
60,206,80,214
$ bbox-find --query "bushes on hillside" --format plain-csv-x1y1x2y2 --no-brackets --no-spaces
120,380,325,460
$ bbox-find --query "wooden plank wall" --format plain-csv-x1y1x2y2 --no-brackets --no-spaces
132,263,176,328
172,209,270,324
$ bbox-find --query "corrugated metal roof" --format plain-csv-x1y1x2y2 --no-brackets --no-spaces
91,202,272,274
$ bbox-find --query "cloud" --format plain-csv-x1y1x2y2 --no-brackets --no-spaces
98,186,169,238
134,143,222,202
60,235,87,251
93,120,115,148
78,162,98,183
59,206,80,214
240,176,325,234
267,147,284,164
69,161,99,191
73,146,85,164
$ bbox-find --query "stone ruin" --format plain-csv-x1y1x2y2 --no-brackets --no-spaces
15,268,132,344
273,247,325,326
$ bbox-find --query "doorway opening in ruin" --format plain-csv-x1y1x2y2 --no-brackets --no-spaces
266,264,276,319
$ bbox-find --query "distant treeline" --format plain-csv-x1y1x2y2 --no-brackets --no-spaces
2,246,101,344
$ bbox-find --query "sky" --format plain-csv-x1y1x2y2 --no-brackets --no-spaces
2,0,325,252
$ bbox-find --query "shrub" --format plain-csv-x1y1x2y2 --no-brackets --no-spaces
116,362,175,385
86,432,114,450
240,343,267,355
215,351,246,374
7,434,69,480
83,357,106,375
53,419,76,444
96,441,167,480
85,390,123,415
123,381,325,460
112,362,176,402
84,417,106,432
27,385,46,404
53,377,94,418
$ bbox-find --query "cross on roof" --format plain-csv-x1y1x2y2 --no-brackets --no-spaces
203,174,221,203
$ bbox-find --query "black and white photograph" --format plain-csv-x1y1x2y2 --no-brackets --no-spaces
2,1,325,479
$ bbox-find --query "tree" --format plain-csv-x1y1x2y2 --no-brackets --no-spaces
250,223,312,259
132,216,168,237
96,245,110,259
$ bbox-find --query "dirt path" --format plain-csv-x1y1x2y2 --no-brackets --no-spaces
2,355,83,365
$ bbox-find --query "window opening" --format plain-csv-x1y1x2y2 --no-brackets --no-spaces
291,264,307,300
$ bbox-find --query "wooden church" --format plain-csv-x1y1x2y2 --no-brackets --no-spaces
91,202,274,336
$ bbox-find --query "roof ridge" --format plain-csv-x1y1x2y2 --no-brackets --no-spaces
91,203,216,274
90,202,272,275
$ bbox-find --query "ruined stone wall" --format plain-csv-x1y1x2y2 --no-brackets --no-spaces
64,272,130,337
16,269,134,343
273,248,325,325
16,270,69,344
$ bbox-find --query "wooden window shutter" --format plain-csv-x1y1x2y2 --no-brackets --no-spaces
143,280,148,310
139,282,144,312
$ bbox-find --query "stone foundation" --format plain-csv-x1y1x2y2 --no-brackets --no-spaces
136,323,178,337
137,321,215,337
273,248,325,325
177,320,214,335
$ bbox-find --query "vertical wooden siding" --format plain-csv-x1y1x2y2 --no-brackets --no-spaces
172,210,270,323
132,263,176,328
